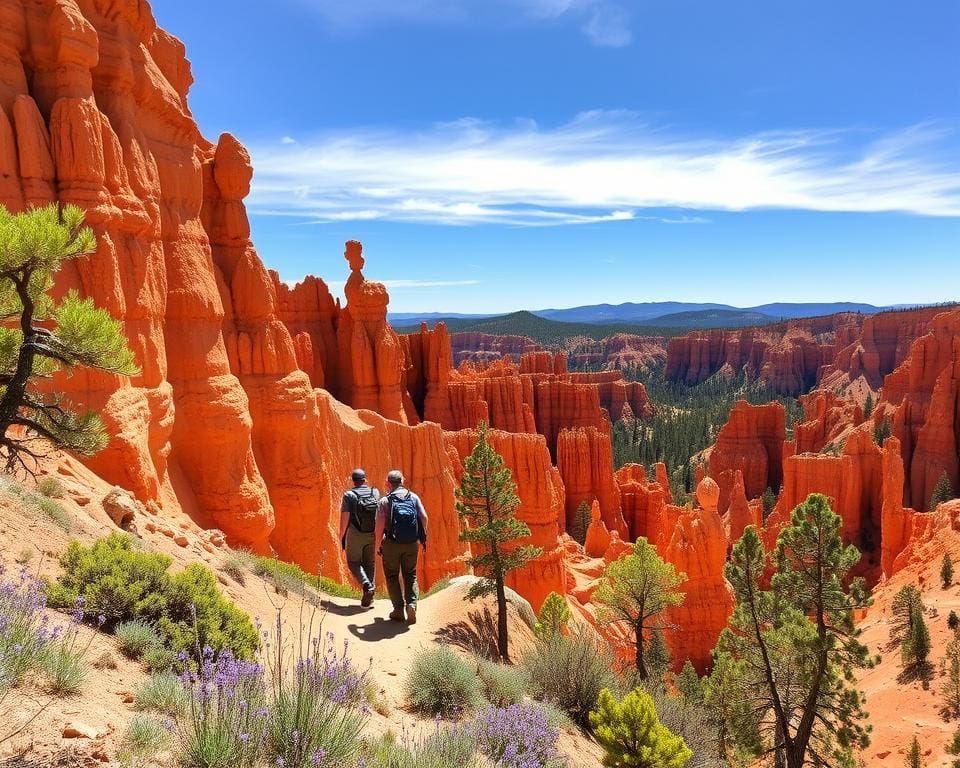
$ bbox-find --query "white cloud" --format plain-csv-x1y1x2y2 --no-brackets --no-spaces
248,113,960,226
280,136,297,145
298,0,632,47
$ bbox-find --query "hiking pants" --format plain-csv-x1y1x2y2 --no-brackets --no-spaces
381,539,419,609
346,529,375,593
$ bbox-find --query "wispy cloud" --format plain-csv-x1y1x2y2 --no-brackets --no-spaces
297,0,632,48
247,112,960,226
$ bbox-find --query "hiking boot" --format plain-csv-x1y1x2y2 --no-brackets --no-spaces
405,604,417,625
388,608,405,621
361,588,374,608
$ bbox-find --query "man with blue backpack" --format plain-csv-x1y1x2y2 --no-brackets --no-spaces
339,468,380,607
375,469,428,624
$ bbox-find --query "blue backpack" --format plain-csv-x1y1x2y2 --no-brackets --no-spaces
387,490,420,544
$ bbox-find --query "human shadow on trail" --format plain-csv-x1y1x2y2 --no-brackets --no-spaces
433,605,499,658
347,617,411,642
321,600,368,617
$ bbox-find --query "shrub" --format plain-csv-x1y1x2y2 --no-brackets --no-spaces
118,715,169,767
949,611,959,631
37,477,66,498
476,658,528,707
252,556,361,600
37,496,71,531
134,671,188,716
944,554,955,588
221,549,255,586
158,564,258,659
0,566,52,688
902,605,931,669
422,576,451,599
173,648,267,768
142,645,176,673
41,637,88,694
471,702,562,768
589,687,692,768
362,727,479,768
534,592,571,640
406,646,483,717
48,534,257,660
115,620,161,659
523,630,616,728
47,533,171,629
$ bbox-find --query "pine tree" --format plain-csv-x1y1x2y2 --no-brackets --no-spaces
874,416,893,446
646,628,672,687
906,735,922,768
0,204,139,471
943,554,955,588
589,687,692,768
674,660,703,707
947,727,960,768
863,391,874,419
456,422,542,662
891,585,923,643
943,633,960,716
534,591,570,639
593,537,685,680
902,606,931,670
761,486,777,520
930,471,957,512
715,494,873,768
571,499,592,546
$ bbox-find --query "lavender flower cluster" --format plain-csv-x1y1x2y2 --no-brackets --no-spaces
0,565,57,688
172,623,370,768
471,703,563,768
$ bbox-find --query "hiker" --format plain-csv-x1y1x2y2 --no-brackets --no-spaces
339,468,380,607
375,470,428,624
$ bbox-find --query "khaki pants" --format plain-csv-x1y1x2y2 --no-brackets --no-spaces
345,529,375,593
381,539,419,610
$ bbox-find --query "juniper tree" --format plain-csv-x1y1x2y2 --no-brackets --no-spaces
930,471,957,511
0,204,138,472
715,494,873,768
456,421,542,662
890,585,923,643
593,537,685,681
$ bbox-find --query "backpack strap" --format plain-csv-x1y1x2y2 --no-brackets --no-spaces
348,486,371,530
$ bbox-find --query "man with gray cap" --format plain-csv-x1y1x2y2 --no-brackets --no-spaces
375,470,428,623
339,468,380,607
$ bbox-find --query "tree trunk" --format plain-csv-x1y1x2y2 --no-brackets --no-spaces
635,623,647,680
496,574,509,662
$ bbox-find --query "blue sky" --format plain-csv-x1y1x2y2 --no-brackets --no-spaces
152,0,960,313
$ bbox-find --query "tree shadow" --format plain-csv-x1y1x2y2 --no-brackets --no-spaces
433,605,499,658
347,617,410,643
897,660,934,688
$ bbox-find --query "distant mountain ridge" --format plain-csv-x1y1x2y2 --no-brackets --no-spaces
390,301,909,330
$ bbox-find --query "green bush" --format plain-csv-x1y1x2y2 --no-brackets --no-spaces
534,592,571,639
142,645,176,673
589,687,692,768
48,533,257,660
41,640,87,694
362,728,479,768
221,550,255,586
252,556,361,599
47,534,171,628
476,658,528,707
115,620,161,660
118,715,169,767
158,564,258,658
406,647,483,717
523,630,616,728
134,671,188,716
37,477,66,498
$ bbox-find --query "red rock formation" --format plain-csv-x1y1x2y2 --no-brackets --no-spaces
450,332,540,365
724,469,760,546
881,310,960,511
557,426,627,538
0,0,478,589
665,316,854,394
584,500,612,557
567,334,668,372
445,428,566,610
661,479,734,671
794,390,863,454
707,401,785,512
615,463,668,544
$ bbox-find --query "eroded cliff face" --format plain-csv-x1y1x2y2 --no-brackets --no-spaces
0,0,470,589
